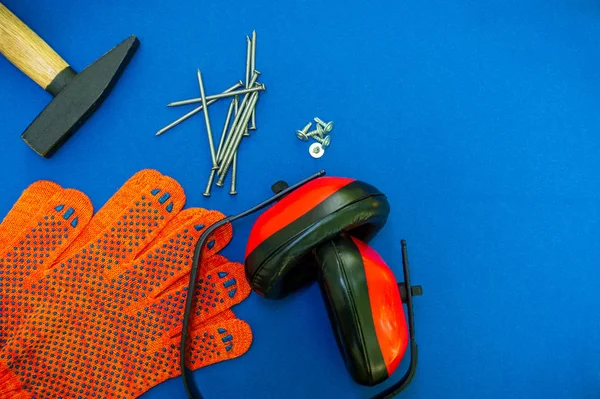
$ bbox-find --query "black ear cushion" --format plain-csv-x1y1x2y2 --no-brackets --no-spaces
245,181,390,299
315,235,388,386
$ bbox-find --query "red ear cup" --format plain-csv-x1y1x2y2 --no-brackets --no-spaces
315,235,408,386
245,177,390,298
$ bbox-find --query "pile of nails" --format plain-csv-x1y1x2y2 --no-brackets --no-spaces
157,31,264,197
296,118,333,158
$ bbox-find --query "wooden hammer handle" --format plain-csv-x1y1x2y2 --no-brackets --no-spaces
0,3,70,90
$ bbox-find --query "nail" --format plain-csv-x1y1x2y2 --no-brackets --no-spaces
216,93,258,185
215,98,237,163
250,31,257,130
217,93,258,184
204,99,236,196
244,35,253,138
245,36,252,89
197,70,218,168
229,151,238,195
167,84,264,107
203,169,216,197
217,95,255,182
156,82,243,136
218,71,260,159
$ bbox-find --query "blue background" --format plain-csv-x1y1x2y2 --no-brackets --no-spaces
0,0,599,398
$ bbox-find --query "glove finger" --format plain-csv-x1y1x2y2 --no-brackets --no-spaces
160,253,238,297
0,180,62,246
139,207,230,256
1,188,93,273
137,319,251,387
140,260,250,338
135,207,232,267
53,171,186,274
200,308,236,325
186,308,237,333
0,188,92,344
58,169,163,259
106,208,233,297
176,318,252,370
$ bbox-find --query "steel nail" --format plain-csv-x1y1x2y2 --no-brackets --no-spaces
197,70,218,168
245,36,252,89
218,93,258,181
229,151,238,195
219,71,260,158
156,82,243,136
250,30,257,130
215,98,236,162
203,169,217,197
216,93,259,185
167,85,264,107
203,98,237,196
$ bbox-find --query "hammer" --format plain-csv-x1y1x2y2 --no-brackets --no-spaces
0,3,139,157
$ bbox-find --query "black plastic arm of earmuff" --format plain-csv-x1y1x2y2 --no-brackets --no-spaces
181,170,326,399
372,240,420,399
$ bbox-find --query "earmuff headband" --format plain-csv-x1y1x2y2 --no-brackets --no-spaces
181,171,419,399
373,240,419,399
181,170,326,399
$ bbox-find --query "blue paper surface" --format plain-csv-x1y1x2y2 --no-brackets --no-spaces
1,1,599,398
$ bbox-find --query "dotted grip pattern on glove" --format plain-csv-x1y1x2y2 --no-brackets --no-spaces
0,170,252,399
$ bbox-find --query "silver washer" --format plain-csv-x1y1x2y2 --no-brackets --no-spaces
309,142,325,158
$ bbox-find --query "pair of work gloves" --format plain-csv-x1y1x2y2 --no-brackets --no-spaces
0,169,252,398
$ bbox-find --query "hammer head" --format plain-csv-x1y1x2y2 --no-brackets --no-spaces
21,35,140,158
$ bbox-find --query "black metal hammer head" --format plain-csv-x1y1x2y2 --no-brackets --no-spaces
21,35,140,157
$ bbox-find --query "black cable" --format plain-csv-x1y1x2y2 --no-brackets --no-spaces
372,240,419,399
181,170,326,399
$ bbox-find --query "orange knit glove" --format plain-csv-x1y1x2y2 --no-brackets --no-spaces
0,180,93,345
0,170,252,398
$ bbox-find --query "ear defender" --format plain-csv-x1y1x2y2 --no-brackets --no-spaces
244,175,422,391
315,235,408,386
245,177,390,299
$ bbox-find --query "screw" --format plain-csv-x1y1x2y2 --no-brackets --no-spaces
314,117,333,133
296,122,312,141
312,134,331,147
307,124,324,137
309,142,325,158
302,125,324,140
